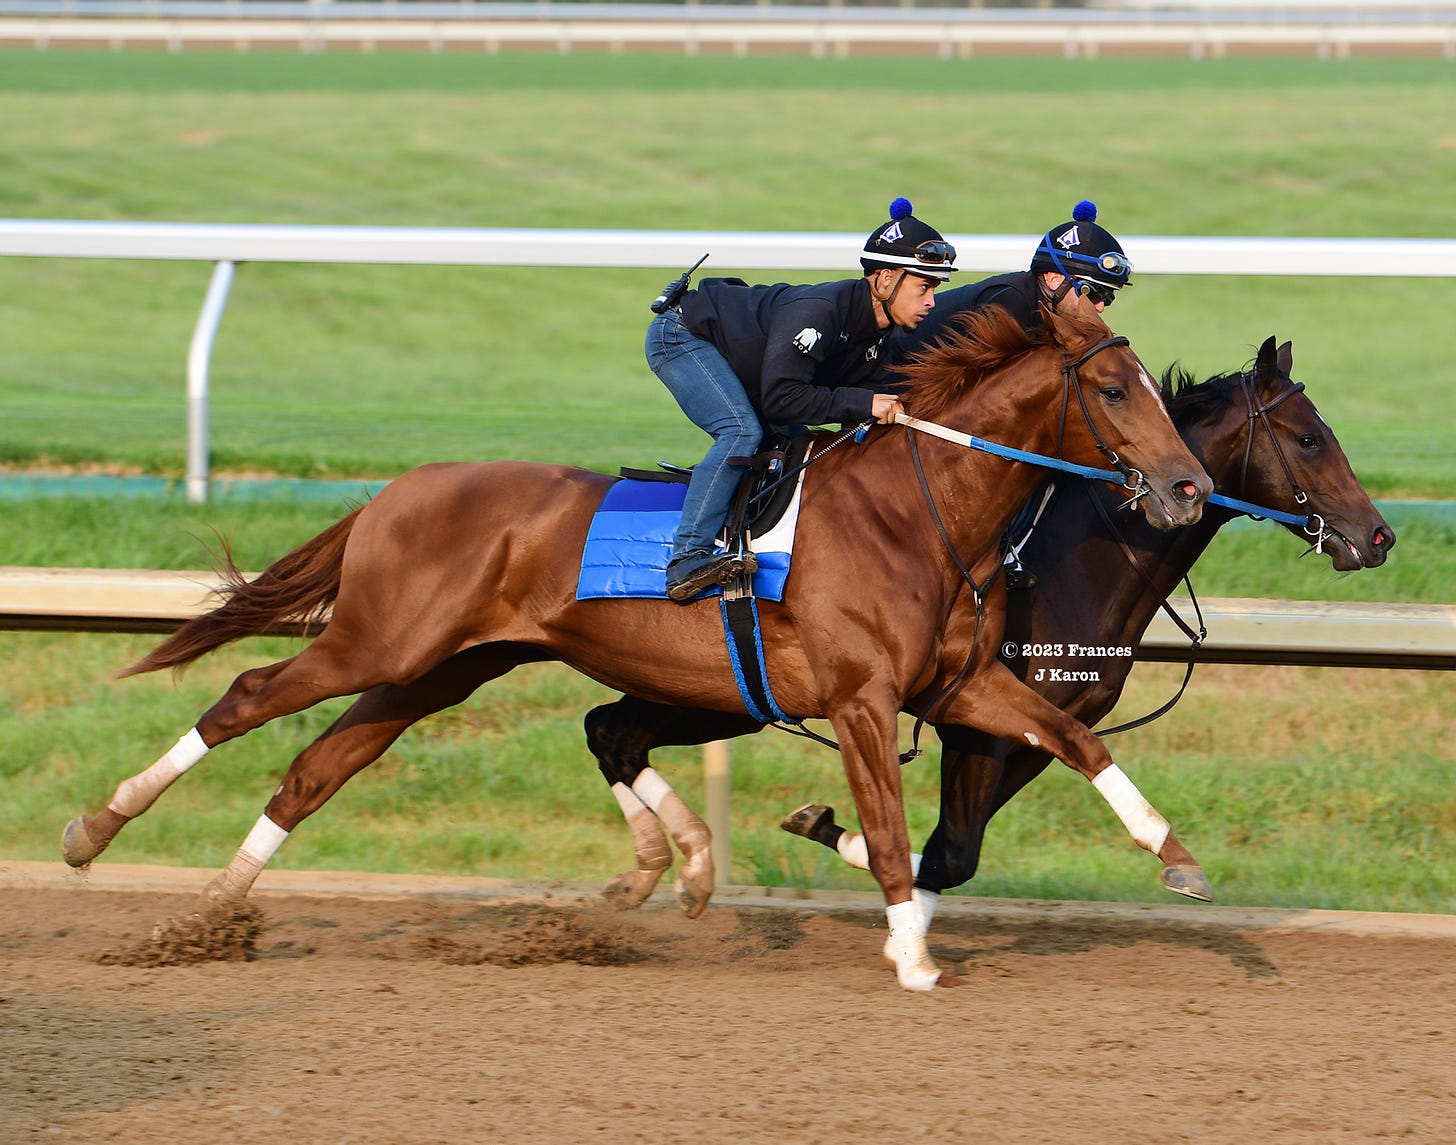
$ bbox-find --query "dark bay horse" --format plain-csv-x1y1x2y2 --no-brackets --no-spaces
577,336,1394,938
62,300,1210,991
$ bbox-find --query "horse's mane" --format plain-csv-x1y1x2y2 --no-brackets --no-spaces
1160,362,1253,428
898,303,1108,420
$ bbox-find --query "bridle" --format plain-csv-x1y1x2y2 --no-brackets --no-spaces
1056,335,1154,511
1232,366,1335,557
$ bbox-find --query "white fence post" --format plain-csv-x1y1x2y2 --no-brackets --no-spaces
185,258,236,504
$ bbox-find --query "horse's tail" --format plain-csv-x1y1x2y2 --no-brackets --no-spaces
119,507,363,678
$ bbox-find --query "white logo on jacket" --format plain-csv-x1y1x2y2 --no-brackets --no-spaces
792,327,822,354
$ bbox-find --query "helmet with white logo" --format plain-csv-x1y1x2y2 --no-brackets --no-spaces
861,197,958,283
1030,200,1133,298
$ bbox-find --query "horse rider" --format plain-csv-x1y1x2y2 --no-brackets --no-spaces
887,199,1133,362
646,197,959,602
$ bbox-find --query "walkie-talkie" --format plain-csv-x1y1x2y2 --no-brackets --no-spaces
650,253,710,314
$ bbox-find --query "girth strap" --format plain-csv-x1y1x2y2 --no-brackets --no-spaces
719,595,790,725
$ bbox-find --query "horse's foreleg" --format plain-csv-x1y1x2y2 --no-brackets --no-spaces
941,664,1212,902
205,650,507,905
827,697,940,991
585,697,762,917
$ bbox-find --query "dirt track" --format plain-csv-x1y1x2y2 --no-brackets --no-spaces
3,863,1453,1144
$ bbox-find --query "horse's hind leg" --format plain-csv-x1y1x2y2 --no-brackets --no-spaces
206,648,512,904
584,696,762,918
65,627,444,869
62,657,301,867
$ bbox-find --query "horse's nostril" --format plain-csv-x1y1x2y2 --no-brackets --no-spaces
1174,480,1201,503
1373,526,1396,551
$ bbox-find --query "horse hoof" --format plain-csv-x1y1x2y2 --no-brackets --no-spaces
61,816,103,868
1162,864,1214,902
674,853,715,920
602,870,661,911
780,803,836,839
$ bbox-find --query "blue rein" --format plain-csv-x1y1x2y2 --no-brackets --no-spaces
893,413,1312,528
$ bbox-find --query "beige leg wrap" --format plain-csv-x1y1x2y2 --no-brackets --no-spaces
109,728,210,819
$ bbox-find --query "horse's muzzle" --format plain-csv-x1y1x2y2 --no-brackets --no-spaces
1144,473,1211,530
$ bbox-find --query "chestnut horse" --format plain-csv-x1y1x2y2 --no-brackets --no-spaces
63,300,1210,991
578,337,1393,941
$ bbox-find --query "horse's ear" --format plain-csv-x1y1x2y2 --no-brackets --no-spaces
1276,340,1293,377
1256,336,1277,369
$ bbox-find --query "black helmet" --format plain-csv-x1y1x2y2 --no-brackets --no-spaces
1030,200,1133,294
861,197,958,283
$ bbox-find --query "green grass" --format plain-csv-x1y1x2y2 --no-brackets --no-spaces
2,53,1454,493
1,51,1450,911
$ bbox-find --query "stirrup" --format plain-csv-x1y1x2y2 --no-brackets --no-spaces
666,552,758,602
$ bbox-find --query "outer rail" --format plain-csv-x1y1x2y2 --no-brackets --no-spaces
2,566,1451,670
2,2,1455,59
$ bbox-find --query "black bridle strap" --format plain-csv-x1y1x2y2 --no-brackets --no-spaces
1061,335,1134,476
1238,371,1309,509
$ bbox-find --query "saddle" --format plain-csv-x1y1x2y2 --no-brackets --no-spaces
619,431,813,554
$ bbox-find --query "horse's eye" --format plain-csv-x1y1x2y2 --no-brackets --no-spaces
1101,387,1126,402
1297,434,1318,449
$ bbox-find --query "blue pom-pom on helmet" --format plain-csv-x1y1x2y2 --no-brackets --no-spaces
862,197,958,283
1030,199,1133,294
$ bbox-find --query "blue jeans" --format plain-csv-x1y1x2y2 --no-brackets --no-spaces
646,310,764,562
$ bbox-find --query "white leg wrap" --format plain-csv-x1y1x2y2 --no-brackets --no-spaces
884,900,940,991
835,833,925,878
1092,764,1171,856
239,814,290,864
108,728,211,818
611,781,650,817
913,887,940,928
208,815,290,903
630,767,673,814
836,831,871,871
611,783,671,871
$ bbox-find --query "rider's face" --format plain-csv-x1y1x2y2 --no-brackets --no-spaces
884,271,939,328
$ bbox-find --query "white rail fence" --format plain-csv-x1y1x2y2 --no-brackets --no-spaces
3,0,1456,58
5,218,1455,502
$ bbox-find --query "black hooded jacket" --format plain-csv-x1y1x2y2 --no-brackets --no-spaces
676,276,890,426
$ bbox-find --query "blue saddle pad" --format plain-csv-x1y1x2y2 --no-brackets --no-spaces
576,479,791,602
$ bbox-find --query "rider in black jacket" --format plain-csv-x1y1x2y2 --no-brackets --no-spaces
647,197,958,602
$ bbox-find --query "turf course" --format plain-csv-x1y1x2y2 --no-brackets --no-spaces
2,52,1451,912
